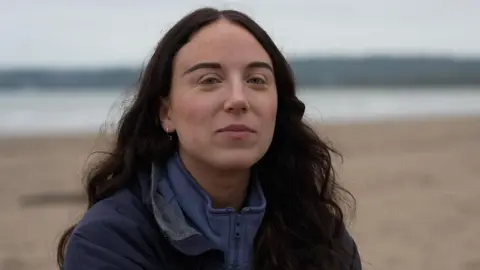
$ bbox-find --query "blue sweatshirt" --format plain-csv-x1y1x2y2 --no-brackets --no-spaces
154,153,266,269
62,154,362,270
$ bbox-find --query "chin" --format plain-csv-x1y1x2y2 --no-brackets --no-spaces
210,150,263,170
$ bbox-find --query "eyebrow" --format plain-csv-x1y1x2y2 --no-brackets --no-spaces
247,61,274,72
182,61,273,75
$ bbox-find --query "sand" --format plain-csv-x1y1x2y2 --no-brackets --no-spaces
1,116,479,270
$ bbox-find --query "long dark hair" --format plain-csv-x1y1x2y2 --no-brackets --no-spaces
57,7,355,270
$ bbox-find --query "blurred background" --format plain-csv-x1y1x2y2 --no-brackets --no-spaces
1,1,479,270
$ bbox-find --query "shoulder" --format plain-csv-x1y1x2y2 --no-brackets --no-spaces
76,187,150,231
63,188,171,270
336,223,362,270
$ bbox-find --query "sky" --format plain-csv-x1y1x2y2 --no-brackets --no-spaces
1,0,479,68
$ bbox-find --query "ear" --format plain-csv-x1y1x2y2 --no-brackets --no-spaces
159,98,175,132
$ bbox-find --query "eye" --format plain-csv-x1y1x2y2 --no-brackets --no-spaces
200,76,221,85
247,76,267,85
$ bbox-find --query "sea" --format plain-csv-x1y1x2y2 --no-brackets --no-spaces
1,87,480,137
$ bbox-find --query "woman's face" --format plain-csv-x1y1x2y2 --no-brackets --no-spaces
162,19,277,170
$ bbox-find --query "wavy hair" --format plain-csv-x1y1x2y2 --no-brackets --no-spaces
57,7,355,270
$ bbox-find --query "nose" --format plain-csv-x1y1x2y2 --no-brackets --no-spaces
224,82,249,114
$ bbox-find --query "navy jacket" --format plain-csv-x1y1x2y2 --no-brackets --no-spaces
63,161,361,270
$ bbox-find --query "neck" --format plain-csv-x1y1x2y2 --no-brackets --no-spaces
178,150,251,210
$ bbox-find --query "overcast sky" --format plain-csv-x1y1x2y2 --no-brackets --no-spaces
1,0,479,67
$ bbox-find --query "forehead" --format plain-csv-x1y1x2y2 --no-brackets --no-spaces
174,19,272,69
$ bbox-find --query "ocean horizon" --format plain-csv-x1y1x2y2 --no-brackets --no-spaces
1,87,480,137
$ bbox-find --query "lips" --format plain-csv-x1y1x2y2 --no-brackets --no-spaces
217,124,256,133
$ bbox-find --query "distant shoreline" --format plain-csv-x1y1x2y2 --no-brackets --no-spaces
1,56,480,89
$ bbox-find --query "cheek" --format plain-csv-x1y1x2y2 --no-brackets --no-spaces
259,95,277,153
264,92,278,122
171,96,212,136
257,92,277,141
269,99,278,120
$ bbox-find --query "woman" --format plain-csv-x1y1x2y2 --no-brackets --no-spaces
57,7,361,270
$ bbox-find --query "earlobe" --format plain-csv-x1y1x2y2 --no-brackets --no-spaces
158,114,172,133
163,122,176,135
163,121,174,133
159,98,174,133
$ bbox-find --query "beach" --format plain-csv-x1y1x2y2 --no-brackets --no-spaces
1,116,479,270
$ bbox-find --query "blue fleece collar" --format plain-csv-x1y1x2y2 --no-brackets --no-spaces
150,153,266,269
